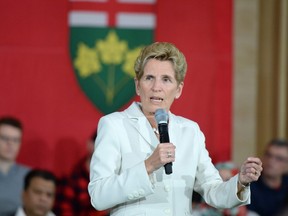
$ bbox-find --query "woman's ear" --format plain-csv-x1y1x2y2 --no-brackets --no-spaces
175,82,184,99
134,78,140,95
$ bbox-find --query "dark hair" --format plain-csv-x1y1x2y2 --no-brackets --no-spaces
0,116,22,130
268,139,288,148
24,169,57,190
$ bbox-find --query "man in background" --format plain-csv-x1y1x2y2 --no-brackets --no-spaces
247,139,288,216
14,169,56,216
0,116,30,216
54,129,109,216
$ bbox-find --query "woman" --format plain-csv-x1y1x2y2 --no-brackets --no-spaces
88,42,262,216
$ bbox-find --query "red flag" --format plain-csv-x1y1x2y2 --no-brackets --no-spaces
0,0,232,175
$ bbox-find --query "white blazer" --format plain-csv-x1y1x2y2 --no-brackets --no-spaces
88,102,250,216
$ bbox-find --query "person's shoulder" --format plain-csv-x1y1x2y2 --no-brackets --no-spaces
100,110,125,122
7,212,17,216
13,163,31,175
3,209,18,216
100,102,140,121
171,113,200,129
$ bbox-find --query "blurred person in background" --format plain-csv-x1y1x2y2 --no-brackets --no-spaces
14,169,57,216
0,116,30,216
247,139,288,216
54,129,109,216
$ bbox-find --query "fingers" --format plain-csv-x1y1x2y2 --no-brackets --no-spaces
239,157,263,184
242,157,263,175
144,143,175,174
159,143,176,161
247,157,262,166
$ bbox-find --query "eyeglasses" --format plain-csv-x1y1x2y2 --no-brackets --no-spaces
265,152,288,163
0,134,21,144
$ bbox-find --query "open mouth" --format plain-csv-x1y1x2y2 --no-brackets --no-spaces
150,96,163,102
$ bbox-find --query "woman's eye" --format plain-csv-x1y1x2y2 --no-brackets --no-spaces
163,77,171,82
145,76,153,80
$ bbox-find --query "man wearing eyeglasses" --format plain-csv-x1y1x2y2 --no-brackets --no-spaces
0,116,30,216
247,139,288,216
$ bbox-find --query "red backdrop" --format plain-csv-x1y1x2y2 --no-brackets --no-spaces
0,0,232,177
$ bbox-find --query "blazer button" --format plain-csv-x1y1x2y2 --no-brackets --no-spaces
164,208,171,214
133,191,140,198
164,185,171,192
128,194,134,200
138,189,145,196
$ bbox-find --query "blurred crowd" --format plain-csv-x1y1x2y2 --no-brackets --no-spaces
0,116,109,216
1,115,288,216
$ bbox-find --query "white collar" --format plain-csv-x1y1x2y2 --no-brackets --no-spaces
15,207,56,216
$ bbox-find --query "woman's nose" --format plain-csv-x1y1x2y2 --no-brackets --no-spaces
152,78,162,91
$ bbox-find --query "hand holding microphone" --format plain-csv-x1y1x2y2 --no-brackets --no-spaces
144,109,175,175
155,108,173,174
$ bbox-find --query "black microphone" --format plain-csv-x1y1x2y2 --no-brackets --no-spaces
155,108,172,175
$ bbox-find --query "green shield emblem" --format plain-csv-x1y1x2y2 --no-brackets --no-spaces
70,14,155,114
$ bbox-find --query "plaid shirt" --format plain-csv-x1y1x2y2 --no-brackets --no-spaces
54,156,109,216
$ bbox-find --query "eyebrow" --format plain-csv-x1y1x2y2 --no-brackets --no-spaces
144,73,173,78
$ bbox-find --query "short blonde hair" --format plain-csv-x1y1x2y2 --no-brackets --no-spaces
134,42,187,84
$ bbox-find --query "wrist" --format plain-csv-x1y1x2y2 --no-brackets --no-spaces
144,160,154,175
238,179,250,188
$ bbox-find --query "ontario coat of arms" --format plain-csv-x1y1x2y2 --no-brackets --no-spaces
69,0,156,114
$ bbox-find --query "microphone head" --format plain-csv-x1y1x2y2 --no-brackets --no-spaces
155,109,169,124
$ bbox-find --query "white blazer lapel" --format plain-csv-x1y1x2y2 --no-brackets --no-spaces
124,102,159,149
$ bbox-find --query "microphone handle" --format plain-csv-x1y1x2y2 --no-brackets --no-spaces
158,123,173,175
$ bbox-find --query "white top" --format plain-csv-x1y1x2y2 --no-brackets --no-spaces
15,207,55,216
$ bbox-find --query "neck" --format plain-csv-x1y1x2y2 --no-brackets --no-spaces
138,103,157,127
0,159,14,174
262,174,282,189
24,207,49,216
147,116,157,129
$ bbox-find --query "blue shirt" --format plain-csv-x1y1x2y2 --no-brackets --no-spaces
0,163,30,216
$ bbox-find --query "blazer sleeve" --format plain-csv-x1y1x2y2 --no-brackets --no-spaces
193,125,250,208
88,115,155,211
